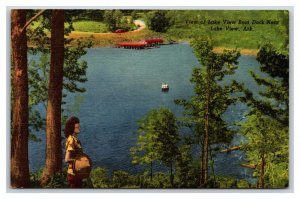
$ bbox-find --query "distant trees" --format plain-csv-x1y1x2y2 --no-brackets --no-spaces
103,10,123,31
146,11,172,33
65,10,104,21
130,108,179,186
102,10,136,31
175,39,241,186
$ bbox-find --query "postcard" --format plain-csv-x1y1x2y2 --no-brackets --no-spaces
10,9,289,190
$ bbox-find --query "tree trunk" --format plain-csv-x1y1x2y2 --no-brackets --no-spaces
150,160,153,181
41,10,64,185
201,70,210,186
170,162,174,187
259,154,266,188
11,10,30,188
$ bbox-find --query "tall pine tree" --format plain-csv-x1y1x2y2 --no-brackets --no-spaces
175,39,241,186
240,44,289,188
11,9,30,188
41,10,65,184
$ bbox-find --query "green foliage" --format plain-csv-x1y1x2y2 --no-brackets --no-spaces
264,162,289,188
130,107,180,184
175,39,241,185
111,170,137,188
103,10,131,31
132,172,172,188
28,53,49,106
27,12,92,139
28,53,49,140
176,39,241,144
239,112,288,188
148,172,170,188
208,176,237,188
196,176,254,188
103,10,136,31
29,168,44,188
174,144,199,188
103,10,117,31
238,44,289,188
236,180,253,188
30,167,68,188
90,167,110,188
257,44,289,82
43,170,68,188
166,10,289,51
70,10,104,21
146,10,172,33
249,44,289,126
63,40,92,93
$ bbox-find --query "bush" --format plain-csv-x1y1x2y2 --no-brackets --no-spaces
147,172,170,188
112,170,138,188
147,11,172,33
237,180,252,188
90,167,110,188
30,167,68,188
30,168,44,188
43,170,68,188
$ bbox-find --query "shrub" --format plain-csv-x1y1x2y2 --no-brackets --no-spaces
90,167,110,188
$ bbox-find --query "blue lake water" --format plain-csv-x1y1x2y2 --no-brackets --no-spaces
29,44,262,181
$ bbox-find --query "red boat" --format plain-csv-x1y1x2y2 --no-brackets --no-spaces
115,41,147,49
115,38,164,49
145,39,164,46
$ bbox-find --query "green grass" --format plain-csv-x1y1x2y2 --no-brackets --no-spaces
29,20,109,33
72,21,109,33
164,10,289,51
166,21,288,51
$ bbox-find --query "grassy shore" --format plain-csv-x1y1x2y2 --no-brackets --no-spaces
66,28,258,56
72,21,109,33
28,23,258,56
67,27,163,47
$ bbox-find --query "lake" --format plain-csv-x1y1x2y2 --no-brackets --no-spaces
29,44,262,182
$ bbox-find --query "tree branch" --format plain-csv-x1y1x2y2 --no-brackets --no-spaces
21,10,46,34
220,146,241,153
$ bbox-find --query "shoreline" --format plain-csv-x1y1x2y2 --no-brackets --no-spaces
31,29,259,56
68,35,258,56
213,47,258,56
86,43,258,56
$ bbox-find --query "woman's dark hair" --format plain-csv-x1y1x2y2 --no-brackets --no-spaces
64,116,80,138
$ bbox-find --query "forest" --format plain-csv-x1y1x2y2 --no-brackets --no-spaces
11,9,289,189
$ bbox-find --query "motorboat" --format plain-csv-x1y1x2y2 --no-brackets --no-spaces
161,83,169,92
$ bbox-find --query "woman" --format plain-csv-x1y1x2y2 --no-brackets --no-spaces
64,116,83,188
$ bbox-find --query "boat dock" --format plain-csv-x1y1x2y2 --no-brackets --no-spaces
115,38,164,49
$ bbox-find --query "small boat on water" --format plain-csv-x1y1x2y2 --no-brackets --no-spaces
161,83,169,92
